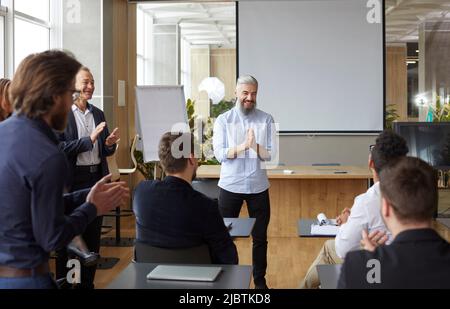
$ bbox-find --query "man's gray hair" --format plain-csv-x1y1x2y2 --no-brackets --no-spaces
236,75,258,88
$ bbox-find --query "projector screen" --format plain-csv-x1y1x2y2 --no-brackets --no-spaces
238,0,385,133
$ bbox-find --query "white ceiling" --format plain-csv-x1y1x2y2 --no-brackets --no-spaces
138,2,236,46
386,0,450,42
138,1,450,45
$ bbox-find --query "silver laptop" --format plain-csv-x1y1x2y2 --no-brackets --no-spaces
147,265,222,282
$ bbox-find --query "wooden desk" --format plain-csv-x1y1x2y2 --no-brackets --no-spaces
197,165,371,237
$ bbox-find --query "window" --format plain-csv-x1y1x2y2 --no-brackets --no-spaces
14,18,49,70
0,0,61,78
136,3,236,119
13,0,50,70
14,0,49,21
136,6,153,86
136,6,145,85
0,11,5,77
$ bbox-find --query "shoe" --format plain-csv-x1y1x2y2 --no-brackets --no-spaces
67,237,100,267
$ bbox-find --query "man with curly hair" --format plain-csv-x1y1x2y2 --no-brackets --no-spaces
300,130,409,289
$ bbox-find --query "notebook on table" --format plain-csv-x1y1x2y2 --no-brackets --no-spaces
311,214,339,236
310,224,339,236
146,265,223,282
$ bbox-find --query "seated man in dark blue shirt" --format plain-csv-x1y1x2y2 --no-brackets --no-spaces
133,132,238,265
0,50,129,289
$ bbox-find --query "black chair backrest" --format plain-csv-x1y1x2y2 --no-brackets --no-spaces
191,179,220,200
134,242,212,264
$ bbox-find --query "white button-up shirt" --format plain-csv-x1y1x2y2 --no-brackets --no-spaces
335,181,392,259
72,104,101,166
213,106,276,194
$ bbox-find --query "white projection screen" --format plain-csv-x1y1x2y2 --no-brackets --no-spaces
238,0,385,133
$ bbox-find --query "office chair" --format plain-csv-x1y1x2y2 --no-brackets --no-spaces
192,179,220,200
101,134,139,248
107,134,139,182
133,241,212,264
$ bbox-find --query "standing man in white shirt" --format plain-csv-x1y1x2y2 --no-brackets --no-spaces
56,66,120,289
213,75,276,289
299,130,409,289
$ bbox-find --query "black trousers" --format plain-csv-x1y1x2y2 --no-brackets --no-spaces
218,188,270,286
56,169,103,289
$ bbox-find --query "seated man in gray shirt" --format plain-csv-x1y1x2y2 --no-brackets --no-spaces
133,132,238,265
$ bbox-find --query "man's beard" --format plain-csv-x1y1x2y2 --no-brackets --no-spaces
237,98,256,115
50,108,69,131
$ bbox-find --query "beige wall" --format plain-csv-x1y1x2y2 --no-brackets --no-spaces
210,48,237,101
190,48,237,118
386,44,408,121
110,0,139,189
190,47,210,118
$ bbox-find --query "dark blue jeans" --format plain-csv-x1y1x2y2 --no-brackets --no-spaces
218,188,270,286
0,274,56,289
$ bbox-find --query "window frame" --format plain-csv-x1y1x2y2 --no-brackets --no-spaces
1,0,61,77
13,1,50,70
137,5,153,86
0,5,7,77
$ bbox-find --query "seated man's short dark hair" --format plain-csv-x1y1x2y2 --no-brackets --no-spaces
158,132,194,174
371,130,409,174
380,156,438,223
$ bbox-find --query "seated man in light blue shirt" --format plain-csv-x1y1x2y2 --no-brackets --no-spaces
213,75,277,289
299,130,409,288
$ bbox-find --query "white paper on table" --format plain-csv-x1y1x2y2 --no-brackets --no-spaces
310,224,339,236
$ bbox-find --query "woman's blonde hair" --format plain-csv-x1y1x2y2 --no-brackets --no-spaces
0,78,11,121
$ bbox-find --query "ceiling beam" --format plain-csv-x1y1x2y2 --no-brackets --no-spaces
195,3,231,45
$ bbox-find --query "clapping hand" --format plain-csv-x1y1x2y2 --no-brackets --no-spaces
86,174,129,216
245,128,256,150
90,122,106,143
106,128,120,147
361,229,388,252
336,208,351,226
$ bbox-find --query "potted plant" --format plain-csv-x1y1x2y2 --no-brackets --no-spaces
431,96,450,122
386,104,400,130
